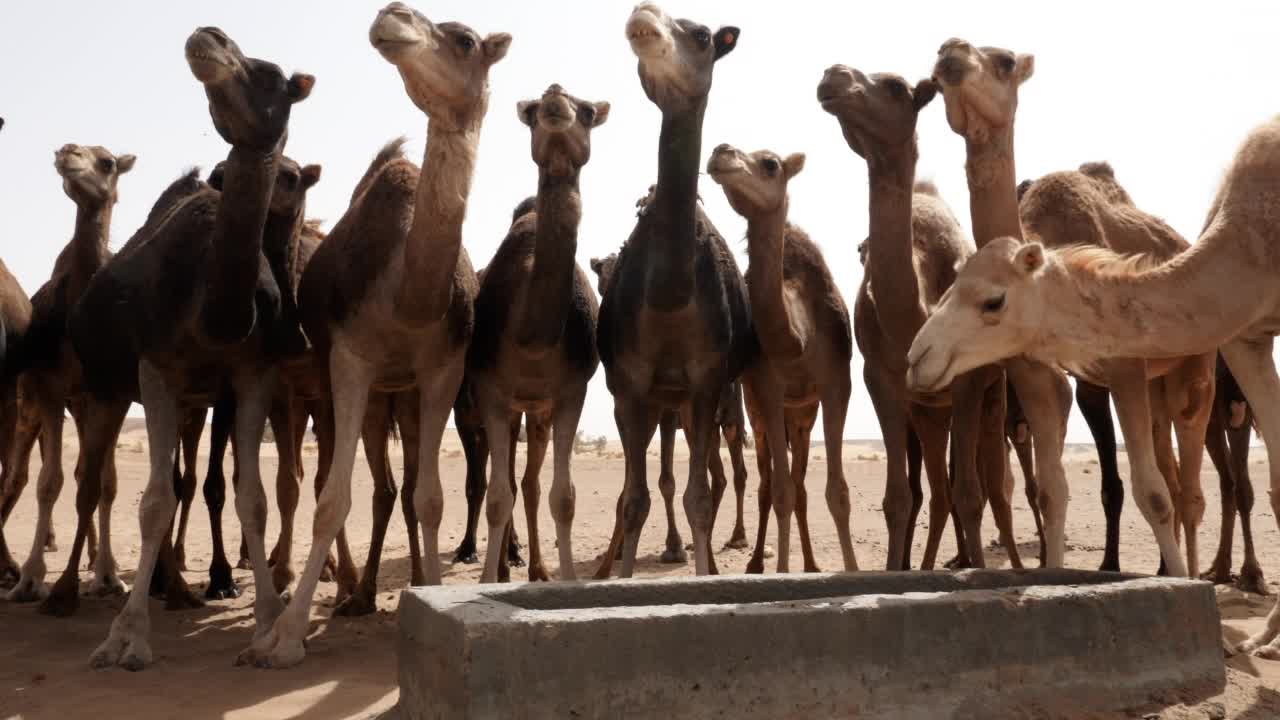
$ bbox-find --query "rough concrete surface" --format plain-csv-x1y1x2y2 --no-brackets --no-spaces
394,570,1226,719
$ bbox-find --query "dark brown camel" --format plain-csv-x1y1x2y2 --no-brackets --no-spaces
4,144,135,603
599,3,752,578
69,27,313,670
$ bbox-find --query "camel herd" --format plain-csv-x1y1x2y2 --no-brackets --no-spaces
1,1,1279,674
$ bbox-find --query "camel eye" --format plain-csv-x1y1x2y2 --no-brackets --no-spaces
762,158,780,176
456,34,475,52
884,78,907,97
578,105,596,125
996,55,1016,73
692,28,711,47
281,172,299,190
98,157,115,173
982,294,1006,313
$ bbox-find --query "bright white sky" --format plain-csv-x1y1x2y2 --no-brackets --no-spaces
1,2,1275,443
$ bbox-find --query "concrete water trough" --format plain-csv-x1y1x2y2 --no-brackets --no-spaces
394,569,1225,719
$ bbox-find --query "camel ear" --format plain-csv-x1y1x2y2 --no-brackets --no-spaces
208,163,226,191
1014,54,1035,84
783,153,806,179
1014,242,1046,275
483,33,512,64
116,154,137,175
911,79,938,113
517,100,538,127
714,26,739,60
301,164,322,190
590,101,611,128
288,73,315,103
589,258,603,275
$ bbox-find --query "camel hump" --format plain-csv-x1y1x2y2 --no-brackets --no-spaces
1078,161,1115,179
913,179,941,197
351,137,409,204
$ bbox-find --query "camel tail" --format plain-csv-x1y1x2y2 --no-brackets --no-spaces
351,137,409,205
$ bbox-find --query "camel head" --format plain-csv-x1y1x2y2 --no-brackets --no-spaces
0,118,5,132
185,27,313,153
818,66,937,164
932,39,1033,144
589,253,619,296
706,143,805,220
369,3,511,132
208,156,320,216
906,237,1047,391
518,84,610,178
626,3,738,112
54,144,135,208
857,237,869,266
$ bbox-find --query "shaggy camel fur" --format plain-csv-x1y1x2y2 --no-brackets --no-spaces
0,205,33,585
707,144,857,573
73,27,314,670
2,145,133,601
905,113,1280,658
255,5,507,668
469,84,608,583
598,3,752,577
590,251,751,578
817,65,1022,571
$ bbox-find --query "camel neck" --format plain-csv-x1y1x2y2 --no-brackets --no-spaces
69,201,113,276
208,144,278,320
964,127,1023,246
744,204,803,357
396,121,481,326
1035,234,1252,362
866,149,925,353
516,171,582,350
644,102,706,309
262,207,305,299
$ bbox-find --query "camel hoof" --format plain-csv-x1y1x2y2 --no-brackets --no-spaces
89,574,128,598
592,564,612,581
333,590,378,617
205,580,242,601
507,552,526,569
1200,562,1234,586
1097,557,1121,573
744,557,764,575
804,563,822,573
91,628,153,672
452,547,479,565
44,539,59,553
1253,643,1280,661
237,620,307,669
527,564,551,583
8,574,50,603
0,564,18,589
944,555,972,571
1239,566,1271,596
723,533,750,551
38,576,81,617
165,584,206,612
236,558,253,571
272,568,296,596
660,547,688,564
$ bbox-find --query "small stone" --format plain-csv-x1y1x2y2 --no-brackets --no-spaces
763,546,775,559
1203,701,1226,720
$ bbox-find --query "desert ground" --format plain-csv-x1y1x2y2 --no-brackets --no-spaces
3,420,1280,719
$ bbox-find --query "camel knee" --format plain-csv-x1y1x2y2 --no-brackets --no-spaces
824,477,850,519
1182,491,1206,526
139,488,177,536
1134,487,1175,528
202,470,226,512
314,492,353,538
657,470,676,500
954,491,984,530
548,481,574,525
484,488,513,527
276,469,302,511
35,468,63,506
234,485,268,535
622,490,650,534
882,479,913,525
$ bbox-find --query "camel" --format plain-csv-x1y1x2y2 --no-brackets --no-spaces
816,65,1022,572
0,141,34,583
598,3,752,578
1016,162,1216,576
70,27,314,669
1202,356,1266,594
706,143,858,574
467,84,607,583
2,144,134,604
589,251,751,578
904,112,1280,657
232,5,509,668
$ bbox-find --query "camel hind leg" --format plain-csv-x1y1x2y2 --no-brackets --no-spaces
1167,355,1214,579
657,412,686,564
786,403,821,573
548,384,587,581
172,408,206,572
820,370,857,572
8,378,65,602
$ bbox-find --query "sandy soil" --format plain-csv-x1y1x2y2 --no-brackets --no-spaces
2,423,1279,719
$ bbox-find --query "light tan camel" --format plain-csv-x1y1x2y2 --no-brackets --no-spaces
246,4,508,668
816,65,1023,571
470,84,608,583
5,144,134,603
905,112,1280,656
706,143,857,573
928,38,1208,576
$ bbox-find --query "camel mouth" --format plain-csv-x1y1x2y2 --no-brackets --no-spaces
625,10,670,53
369,10,435,56
705,150,748,179
185,29,240,83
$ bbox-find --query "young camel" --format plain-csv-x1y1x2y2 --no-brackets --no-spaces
252,5,508,668
470,84,608,583
599,4,752,578
706,144,857,574
906,113,1280,657
590,252,751,577
931,39,1208,576
817,65,1022,571
5,144,134,603
74,28,314,669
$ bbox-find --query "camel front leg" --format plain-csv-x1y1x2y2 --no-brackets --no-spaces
657,412,687,564
414,360,466,587
393,391,425,585
479,394,516,584
976,371,1021,569
173,408,206,572
863,367,913,571
786,403,821,573
549,385,587,581
1005,358,1072,569
682,388,721,577
8,380,65,603
723,420,750,551
90,361,180,670
1202,409,1237,585
335,393,398,616
821,372,857,572
1168,355,1214,579
269,393,304,595
909,404,951,571
947,370,989,569
617,395,658,579
520,412,553,582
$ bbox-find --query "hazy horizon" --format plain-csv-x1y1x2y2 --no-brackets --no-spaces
3,1,1276,443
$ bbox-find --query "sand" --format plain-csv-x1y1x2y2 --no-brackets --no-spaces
2,422,1279,719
